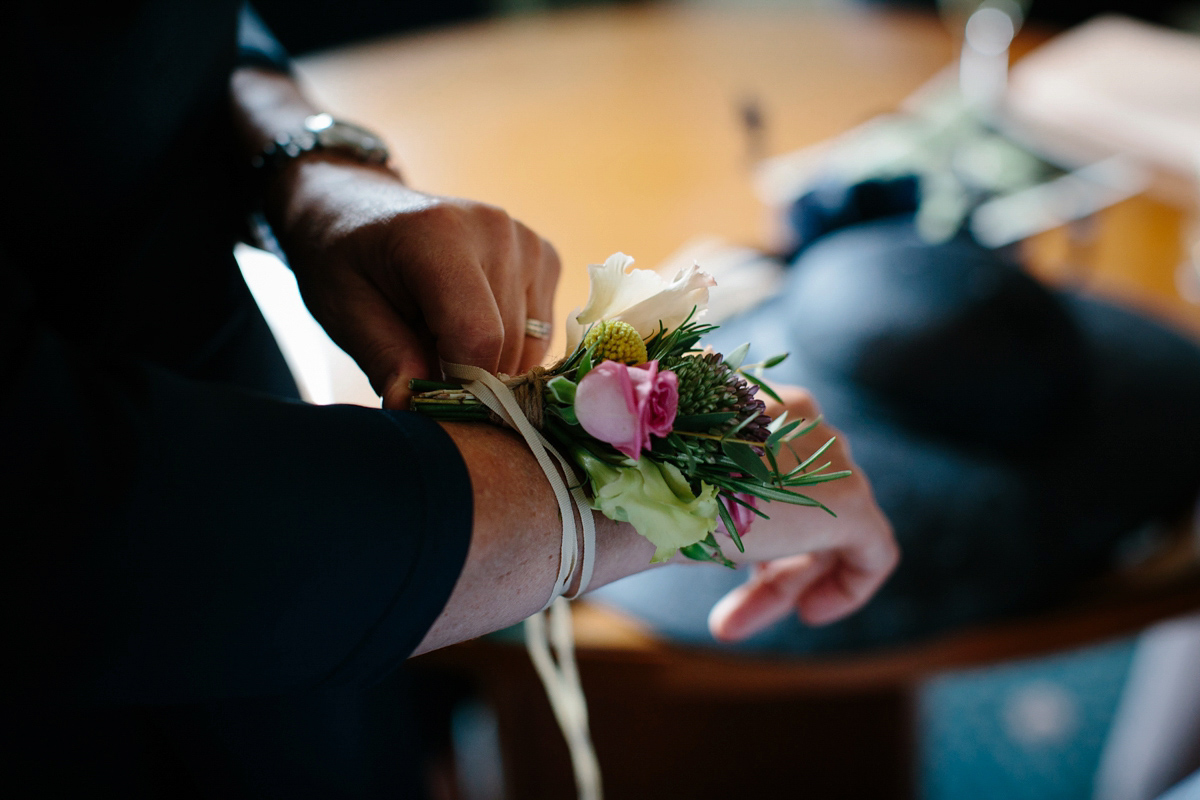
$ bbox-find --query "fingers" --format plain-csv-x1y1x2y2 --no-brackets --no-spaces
491,220,559,376
709,503,897,641
393,206,506,371
518,238,560,374
316,277,433,410
391,203,561,379
797,508,898,625
705,381,897,641
493,230,531,377
380,333,437,410
794,548,890,626
707,554,830,642
300,187,561,398
495,292,527,377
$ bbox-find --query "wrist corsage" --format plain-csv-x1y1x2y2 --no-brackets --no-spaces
410,252,849,565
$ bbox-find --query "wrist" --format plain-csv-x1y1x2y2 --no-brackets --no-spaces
260,117,401,219
264,155,410,259
253,113,397,181
231,68,403,252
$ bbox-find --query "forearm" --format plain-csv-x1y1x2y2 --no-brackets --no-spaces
412,420,661,656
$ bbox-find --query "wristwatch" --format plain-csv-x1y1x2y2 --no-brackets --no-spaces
245,113,397,259
252,113,394,177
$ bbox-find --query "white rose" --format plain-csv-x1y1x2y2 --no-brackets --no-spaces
564,253,716,354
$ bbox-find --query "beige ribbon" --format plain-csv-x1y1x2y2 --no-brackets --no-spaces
440,361,603,800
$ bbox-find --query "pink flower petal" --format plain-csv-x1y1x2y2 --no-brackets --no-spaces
575,360,679,460
576,361,644,459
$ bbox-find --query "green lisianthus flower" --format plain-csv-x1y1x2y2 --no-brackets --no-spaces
575,451,718,563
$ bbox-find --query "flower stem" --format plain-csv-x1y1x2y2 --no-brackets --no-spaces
671,430,765,447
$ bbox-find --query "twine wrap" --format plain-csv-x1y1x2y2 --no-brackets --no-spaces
485,365,554,430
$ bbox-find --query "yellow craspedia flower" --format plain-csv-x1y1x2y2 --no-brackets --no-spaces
582,319,648,365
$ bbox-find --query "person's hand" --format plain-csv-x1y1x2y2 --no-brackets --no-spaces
706,386,897,641
270,157,561,408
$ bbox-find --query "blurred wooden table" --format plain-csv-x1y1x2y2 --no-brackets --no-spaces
296,5,958,309
297,3,1198,351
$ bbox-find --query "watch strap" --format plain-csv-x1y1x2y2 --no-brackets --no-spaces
251,113,394,178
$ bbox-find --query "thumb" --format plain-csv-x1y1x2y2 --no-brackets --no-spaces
321,286,432,409
380,356,433,410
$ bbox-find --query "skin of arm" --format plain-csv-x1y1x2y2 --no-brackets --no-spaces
231,67,560,408
707,386,898,641
411,419,663,655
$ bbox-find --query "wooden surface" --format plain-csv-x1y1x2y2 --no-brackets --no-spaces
297,4,958,357
417,579,1200,799
297,2,1198,351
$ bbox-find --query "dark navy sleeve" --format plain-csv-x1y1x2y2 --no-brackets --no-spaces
237,3,292,73
1,262,473,705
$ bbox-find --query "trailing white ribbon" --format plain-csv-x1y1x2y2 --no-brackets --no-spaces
440,362,602,800
525,598,602,800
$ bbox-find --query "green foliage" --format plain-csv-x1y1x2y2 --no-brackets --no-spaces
715,496,744,553
546,376,577,405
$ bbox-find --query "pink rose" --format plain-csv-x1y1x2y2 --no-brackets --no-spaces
575,360,679,460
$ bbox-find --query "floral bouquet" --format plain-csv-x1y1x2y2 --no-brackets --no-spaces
409,253,849,566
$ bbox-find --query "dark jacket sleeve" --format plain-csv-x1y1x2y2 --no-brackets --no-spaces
238,3,292,73
1,262,473,705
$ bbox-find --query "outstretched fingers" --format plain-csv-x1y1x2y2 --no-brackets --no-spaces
708,508,897,642
707,553,832,642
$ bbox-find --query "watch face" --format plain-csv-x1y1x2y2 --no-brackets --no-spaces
307,116,389,163
304,113,335,134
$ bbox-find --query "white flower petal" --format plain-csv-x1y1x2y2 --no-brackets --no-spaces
575,253,639,328
609,264,716,338
571,253,717,349
564,306,586,354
